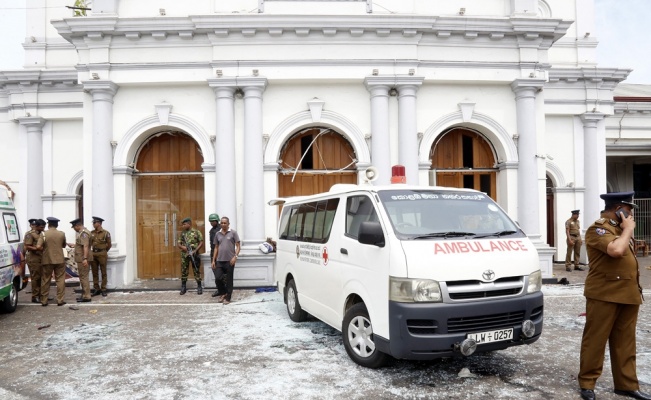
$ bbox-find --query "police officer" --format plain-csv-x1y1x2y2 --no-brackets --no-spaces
207,213,222,297
578,192,651,400
24,219,45,303
68,218,93,303
177,217,203,295
90,216,112,297
565,210,585,271
40,217,67,306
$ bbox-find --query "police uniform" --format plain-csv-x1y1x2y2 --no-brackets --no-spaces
177,217,203,294
40,217,67,306
565,210,582,271
90,216,111,296
578,192,649,400
23,219,45,303
71,219,94,302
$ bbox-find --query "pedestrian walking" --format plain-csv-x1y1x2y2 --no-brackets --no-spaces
565,209,585,271
177,217,203,295
90,216,112,297
40,217,67,306
578,192,650,400
68,218,93,303
24,218,45,303
211,217,240,305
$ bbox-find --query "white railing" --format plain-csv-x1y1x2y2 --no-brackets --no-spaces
258,0,373,13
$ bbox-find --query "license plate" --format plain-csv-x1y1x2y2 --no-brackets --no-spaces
467,328,513,344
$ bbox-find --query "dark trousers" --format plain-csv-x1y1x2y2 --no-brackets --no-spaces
214,261,234,300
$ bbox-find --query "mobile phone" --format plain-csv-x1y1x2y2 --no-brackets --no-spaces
616,209,629,220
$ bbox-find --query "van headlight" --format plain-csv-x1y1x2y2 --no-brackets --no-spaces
526,270,542,294
390,277,442,302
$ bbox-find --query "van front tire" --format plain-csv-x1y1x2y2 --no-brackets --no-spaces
286,279,307,322
342,303,388,368
2,283,18,313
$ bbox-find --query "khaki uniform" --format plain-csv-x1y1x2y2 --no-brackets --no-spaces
565,217,582,268
578,217,643,391
74,228,94,300
24,229,44,301
41,227,67,305
90,227,111,292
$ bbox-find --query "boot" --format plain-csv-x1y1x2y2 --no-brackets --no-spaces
197,282,203,295
180,282,187,295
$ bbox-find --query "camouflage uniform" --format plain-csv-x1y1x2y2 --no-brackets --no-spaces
178,228,203,283
23,228,44,302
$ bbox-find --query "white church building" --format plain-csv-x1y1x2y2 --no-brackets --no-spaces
1,0,650,287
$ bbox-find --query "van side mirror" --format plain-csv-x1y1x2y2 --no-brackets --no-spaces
358,221,385,247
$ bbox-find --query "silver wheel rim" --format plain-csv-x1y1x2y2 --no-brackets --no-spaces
287,286,297,315
347,315,375,358
9,285,17,307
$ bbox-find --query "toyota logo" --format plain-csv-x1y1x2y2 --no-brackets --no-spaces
482,269,495,281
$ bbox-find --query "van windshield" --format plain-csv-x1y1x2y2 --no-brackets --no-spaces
377,189,523,240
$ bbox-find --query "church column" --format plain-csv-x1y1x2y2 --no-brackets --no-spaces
581,112,606,222
396,77,424,184
18,117,45,219
83,81,118,237
364,77,392,185
208,79,238,228
240,77,268,246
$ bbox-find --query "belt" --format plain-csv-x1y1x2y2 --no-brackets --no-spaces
570,234,579,237
92,248,107,253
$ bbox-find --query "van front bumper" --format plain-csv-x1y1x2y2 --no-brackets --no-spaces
376,292,544,360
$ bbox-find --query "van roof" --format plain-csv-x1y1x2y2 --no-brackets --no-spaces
267,184,484,206
0,187,15,210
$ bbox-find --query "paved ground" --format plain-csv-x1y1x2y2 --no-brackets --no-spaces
0,256,649,400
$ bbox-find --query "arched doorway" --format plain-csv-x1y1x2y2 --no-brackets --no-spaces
278,127,357,197
430,128,498,200
135,131,205,279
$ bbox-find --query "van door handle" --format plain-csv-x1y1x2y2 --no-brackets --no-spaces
340,248,348,255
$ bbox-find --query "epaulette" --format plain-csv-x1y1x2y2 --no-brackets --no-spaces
594,218,606,225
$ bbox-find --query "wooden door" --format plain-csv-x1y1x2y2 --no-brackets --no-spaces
279,127,357,197
431,128,497,200
135,132,204,279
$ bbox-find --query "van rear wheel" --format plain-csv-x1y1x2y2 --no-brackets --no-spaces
2,283,18,313
342,303,388,368
286,279,307,322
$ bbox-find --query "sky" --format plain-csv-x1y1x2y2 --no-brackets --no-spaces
0,0,648,84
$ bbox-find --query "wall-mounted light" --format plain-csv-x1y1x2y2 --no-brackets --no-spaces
159,8,166,16
584,32,590,38
235,88,244,99
372,69,378,76
252,69,259,77
459,8,466,15
408,69,415,76
216,69,223,77
91,72,100,80
389,88,398,96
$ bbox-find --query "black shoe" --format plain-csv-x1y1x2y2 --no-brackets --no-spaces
580,388,596,400
197,284,203,295
211,291,222,297
614,390,651,400
101,291,107,297
574,266,586,271
180,284,187,295
41,303,48,307
32,298,39,303
76,298,91,303
91,289,101,297
57,302,67,306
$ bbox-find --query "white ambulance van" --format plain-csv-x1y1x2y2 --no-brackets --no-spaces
0,186,26,313
272,183,543,368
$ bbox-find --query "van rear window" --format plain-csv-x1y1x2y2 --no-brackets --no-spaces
279,199,339,243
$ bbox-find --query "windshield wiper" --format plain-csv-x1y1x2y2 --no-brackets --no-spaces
412,232,477,239
474,230,518,239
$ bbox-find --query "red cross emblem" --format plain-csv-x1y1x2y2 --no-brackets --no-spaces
322,247,329,266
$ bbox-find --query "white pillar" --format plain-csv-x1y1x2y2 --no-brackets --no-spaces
397,78,423,185
208,79,238,228
18,117,45,219
241,77,268,246
364,78,392,185
511,79,545,242
581,112,607,222
83,81,118,237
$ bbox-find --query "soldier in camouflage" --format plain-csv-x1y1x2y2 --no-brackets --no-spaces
177,217,203,295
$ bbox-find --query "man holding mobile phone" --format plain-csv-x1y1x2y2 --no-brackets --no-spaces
578,191,650,400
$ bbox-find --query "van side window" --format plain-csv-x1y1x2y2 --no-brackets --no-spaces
278,199,339,243
2,213,20,243
346,196,378,239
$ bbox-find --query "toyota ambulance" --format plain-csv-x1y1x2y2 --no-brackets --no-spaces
272,182,543,368
0,186,26,313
